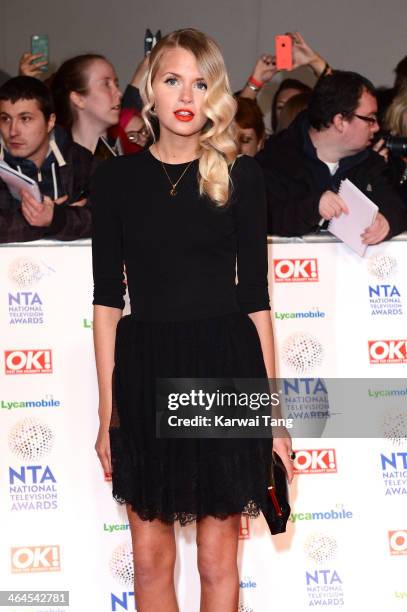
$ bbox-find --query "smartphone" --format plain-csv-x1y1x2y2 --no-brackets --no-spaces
275,35,292,71
31,34,49,72
144,29,161,56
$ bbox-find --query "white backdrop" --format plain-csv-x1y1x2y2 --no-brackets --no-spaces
0,235,406,612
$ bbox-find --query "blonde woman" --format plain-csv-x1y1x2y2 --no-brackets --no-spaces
92,29,293,612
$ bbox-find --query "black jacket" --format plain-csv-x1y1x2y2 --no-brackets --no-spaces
256,112,407,238
0,127,96,244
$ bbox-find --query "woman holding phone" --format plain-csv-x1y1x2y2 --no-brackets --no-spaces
92,28,293,611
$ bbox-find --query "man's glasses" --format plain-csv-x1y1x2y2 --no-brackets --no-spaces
351,113,378,126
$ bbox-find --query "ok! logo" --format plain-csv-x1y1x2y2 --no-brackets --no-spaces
273,258,319,283
4,350,53,375
11,545,61,572
389,530,407,556
368,340,407,364
293,449,337,474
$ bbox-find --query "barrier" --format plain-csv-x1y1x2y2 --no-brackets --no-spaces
1,235,406,612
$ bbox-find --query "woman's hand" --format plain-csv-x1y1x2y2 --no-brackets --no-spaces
93,305,122,478
19,52,48,77
289,31,328,76
95,425,112,477
239,54,278,100
272,428,294,483
252,53,278,85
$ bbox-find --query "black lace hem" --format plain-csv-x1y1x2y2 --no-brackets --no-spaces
109,427,270,526
113,497,262,527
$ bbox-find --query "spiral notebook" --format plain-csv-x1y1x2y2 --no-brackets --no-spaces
0,160,42,202
328,179,378,257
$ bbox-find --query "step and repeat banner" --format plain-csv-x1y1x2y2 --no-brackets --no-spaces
0,236,406,612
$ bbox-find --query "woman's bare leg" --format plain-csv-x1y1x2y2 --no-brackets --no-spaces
126,505,178,612
196,514,241,612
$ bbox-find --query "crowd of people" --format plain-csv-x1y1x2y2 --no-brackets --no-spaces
2,27,406,612
0,31,406,243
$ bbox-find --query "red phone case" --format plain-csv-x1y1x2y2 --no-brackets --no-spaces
275,35,292,70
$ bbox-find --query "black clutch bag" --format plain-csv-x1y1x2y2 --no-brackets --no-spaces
263,453,291,535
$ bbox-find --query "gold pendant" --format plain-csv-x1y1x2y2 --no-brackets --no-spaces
170,187,177,196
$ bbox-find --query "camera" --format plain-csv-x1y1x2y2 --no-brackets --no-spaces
385,136,407,157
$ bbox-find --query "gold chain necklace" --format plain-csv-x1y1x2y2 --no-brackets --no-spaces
155,147,195,196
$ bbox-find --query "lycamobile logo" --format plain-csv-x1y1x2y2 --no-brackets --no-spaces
1,398,60,410
290,508,353,522
368,388,407,398
103,522,129,533
275,308,325,320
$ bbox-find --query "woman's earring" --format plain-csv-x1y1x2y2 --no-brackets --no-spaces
150,104,156,116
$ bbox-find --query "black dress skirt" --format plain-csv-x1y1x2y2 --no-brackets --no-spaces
91,151,273,524
109,312,272,525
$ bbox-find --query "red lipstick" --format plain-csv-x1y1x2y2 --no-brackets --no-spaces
174,108,194,122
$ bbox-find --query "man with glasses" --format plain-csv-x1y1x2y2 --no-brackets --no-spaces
257,70,407,242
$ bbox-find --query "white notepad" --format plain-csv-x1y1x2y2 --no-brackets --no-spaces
328,179,378,257
0,160,42,202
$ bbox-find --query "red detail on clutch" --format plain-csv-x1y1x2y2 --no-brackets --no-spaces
268,486,283,517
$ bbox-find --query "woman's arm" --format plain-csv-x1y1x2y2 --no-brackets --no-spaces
121,56,149,111
235,156,294,480
248,310,293,482
93,304,122,474
290,31,332,77
239,54,277,100
91,161,126,475
247,310,275,377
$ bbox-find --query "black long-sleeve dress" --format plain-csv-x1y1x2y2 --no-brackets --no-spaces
91,150,273,524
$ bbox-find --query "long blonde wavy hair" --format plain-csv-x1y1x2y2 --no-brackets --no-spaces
141,28,237,206
384,85,407,136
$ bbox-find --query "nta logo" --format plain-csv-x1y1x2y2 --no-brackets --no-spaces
369,285,400,298
110,542,134,586
304,533,338,563
8,418,54,461
282,333,323,375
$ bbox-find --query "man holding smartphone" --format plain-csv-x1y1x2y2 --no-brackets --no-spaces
0,76,95,243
